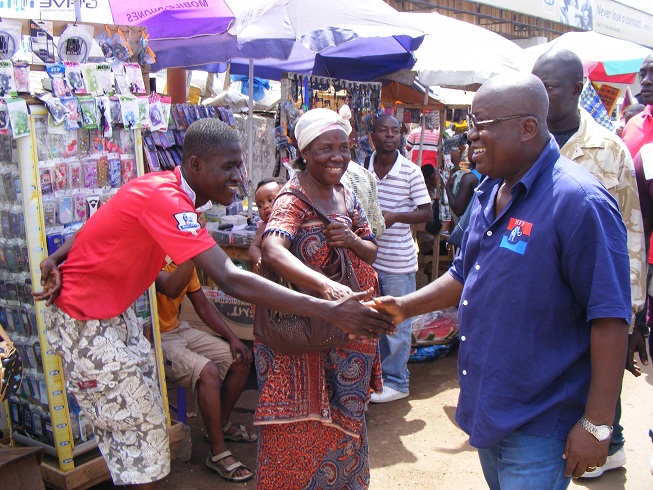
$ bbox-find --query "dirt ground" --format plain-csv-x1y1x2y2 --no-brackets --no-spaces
94,345,653,490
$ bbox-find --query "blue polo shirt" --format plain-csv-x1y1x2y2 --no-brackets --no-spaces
450,136,630,449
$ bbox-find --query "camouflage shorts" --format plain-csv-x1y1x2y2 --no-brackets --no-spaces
44,305,170,485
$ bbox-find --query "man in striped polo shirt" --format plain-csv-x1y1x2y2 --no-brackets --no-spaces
366,114,432,403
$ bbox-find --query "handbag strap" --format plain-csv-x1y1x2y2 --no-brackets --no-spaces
0,323,13,345
280,187,335,227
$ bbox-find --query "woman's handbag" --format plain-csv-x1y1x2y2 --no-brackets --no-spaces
253,189,361,355
0,323,23,402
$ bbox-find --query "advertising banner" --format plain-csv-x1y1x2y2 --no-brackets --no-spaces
0,1,234,39
468,0,653,47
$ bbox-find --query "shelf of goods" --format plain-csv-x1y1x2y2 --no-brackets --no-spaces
1,104,175,487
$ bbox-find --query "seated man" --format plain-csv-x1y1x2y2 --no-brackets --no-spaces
156,258,255,483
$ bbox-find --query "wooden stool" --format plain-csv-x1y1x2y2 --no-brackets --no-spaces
0,446,45,490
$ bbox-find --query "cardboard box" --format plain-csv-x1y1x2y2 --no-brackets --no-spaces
179,288,253,340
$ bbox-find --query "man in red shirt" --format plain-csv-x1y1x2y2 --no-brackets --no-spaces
34,119,394,489
621,52,653,158
406,124,440,167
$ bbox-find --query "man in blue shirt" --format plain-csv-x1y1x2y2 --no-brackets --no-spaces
371,73,630,489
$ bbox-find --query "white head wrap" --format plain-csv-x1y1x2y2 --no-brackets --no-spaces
294,107,352,151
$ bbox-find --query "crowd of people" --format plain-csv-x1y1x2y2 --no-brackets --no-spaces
30,48,653,490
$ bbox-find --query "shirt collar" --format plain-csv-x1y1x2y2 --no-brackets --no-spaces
176,166,213,213
476,135,560,201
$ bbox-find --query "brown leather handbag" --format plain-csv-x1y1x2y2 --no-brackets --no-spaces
253,188,360,355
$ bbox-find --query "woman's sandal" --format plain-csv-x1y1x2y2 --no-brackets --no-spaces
223,421,258,442
206,449,254,483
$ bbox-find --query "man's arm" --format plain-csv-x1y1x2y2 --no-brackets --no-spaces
370,272,463,326
446,172,479,218
191,245,395,339
383,203,432,229
155,261,196,299
563,317,629,478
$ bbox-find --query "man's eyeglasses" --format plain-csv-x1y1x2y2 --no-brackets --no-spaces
466,113,533,132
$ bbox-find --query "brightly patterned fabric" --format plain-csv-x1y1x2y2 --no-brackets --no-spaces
341,161,385,239
560,108,646,322
580,81,615,131
44,305,170,485
255,176,381,489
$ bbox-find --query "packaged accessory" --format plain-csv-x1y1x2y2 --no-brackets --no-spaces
0,322,23,402
253,188,359,354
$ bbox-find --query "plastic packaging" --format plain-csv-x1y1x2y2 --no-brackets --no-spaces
410,307,459,346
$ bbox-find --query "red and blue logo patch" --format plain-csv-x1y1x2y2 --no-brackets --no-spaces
499,218,532,254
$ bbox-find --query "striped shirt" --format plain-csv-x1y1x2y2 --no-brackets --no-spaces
407,127,440,166
367,152,431,273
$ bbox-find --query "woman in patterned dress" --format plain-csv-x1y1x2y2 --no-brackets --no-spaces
255,108,383,489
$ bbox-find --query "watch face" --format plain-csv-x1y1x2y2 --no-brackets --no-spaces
596,426,612,441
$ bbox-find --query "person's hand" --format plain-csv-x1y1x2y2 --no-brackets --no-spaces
626,327,648,377
563,423,610,478
330,288,396,339
32,257,63,306
364,296,408,327
325,222,359,249
230,338,253,366
382,210,396,229
351,210,360,227
321,278,354,300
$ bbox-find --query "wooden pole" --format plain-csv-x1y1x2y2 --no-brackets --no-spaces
167,68,188,103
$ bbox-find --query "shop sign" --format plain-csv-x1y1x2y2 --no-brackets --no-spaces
467,0,653,46
0,1,110,23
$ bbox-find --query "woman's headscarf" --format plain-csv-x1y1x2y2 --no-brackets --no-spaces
294,106,352,151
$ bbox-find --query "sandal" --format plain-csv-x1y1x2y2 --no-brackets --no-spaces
223,421,258,443
206,450,254,483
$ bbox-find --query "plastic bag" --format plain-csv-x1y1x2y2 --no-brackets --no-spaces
408,342,457,363
411,307,458,346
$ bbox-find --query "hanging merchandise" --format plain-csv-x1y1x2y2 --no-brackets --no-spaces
57,24,94,64
13,62,29,94
63,61,86,94
0,19,21,61
29,19,55,64
5,97,30,138
0,60,17,97
279,74,382,169
46,62,71,98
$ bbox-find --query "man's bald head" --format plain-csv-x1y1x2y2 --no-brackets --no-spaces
475,73,550,128
469,74,550,181
531,49,584,131
533,49,584,85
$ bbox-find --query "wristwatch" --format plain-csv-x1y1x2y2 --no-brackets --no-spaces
579,416,613,441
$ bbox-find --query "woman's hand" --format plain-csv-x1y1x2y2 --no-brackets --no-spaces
325,222,359,249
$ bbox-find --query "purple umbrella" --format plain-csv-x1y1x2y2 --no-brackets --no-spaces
107,0,235,39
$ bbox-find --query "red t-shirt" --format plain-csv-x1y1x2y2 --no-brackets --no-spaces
622,105,653,157
55,167,216,320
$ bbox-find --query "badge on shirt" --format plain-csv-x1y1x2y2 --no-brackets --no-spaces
499,218,532,255
77,379,97,390
174,212,201,235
